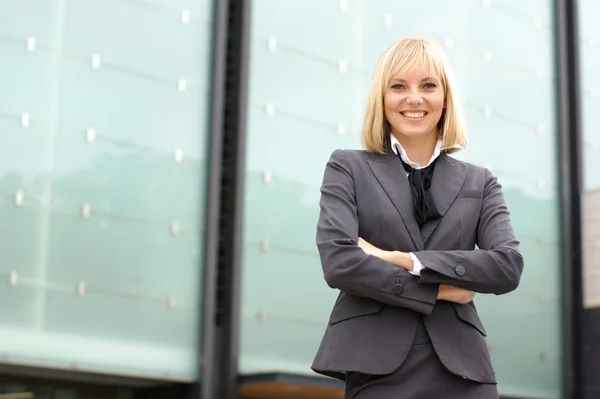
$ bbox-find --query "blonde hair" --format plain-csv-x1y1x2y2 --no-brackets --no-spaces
360,37,467,154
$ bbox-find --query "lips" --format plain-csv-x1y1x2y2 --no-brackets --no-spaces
401,111,427,119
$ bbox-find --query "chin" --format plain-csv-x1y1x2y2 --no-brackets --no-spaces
396,129,432,138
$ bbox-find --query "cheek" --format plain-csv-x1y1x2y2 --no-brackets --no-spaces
383,99,395,118
434,94,445,111
384,94,401,113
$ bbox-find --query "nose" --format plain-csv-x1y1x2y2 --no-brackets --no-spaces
406,89,423,104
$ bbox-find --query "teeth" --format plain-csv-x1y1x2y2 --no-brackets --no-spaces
402,111,426,119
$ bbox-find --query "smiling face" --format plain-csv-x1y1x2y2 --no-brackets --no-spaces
383,67,446,143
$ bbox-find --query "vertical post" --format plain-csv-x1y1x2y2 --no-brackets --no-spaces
202,0,252,398
554,0,584,399
214,0,252,397
200,0,229,397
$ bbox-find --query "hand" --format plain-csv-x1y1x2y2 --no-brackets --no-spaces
357,237,387,259
437,284,475,304
357,238,413,271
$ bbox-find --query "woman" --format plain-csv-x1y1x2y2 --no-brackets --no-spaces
311,37,524,398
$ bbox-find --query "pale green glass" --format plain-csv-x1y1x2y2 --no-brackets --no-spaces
579,0,600,192
0,0,212,380
240,1,561,397
579,1,600,318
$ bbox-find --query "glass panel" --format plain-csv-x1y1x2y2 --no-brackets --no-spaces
579,1,600,309
0,0,212,380
241,0,561,397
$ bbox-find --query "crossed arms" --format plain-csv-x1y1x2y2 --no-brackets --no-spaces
317,150,524,316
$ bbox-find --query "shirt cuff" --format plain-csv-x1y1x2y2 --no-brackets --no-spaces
409,252,424,276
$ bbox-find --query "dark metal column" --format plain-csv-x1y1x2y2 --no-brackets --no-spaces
199,0,230,397
201,0,252,398
554,1,584,399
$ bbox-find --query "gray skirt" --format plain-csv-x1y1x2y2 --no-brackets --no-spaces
344,320,499,399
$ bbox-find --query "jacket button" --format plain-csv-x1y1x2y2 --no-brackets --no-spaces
455,264,466,277
392,284,404,295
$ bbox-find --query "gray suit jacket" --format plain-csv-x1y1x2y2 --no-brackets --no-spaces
311,142,524,384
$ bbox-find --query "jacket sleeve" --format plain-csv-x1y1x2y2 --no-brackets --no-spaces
316,149,439,315
417,168,524,294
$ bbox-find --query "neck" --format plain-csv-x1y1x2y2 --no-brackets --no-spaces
394,133,438,166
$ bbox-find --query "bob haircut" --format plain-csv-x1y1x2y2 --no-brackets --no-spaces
360,37,467,155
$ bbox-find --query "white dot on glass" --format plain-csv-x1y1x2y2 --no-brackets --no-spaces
534,16,543,28
170,221,180,235
81,203,91,219
592,141,600,152
483,106,493,119
536,70,545,82
267,38,277,51
86,127,96,143
482,51,492,63
21,112,30,128
257,309,268,322
260,239,270,252
482,0,491,6
263,169,272,184
14,190,24,207
181,9,191,24
537,179,546,190
174,148,183,163
339,0,348,12
91,54,101,70
26,36,36,52
178,78,187,92
383,14,392,27
168,295,176,309
536,124,544,135
9,270,18,287
77,281,86,296
337,123,346,135
266,103,275,116
590,90,598,99
338,60,348,74
444,38,454,49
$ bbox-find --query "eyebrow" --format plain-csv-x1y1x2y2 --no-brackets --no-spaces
390,77,440,83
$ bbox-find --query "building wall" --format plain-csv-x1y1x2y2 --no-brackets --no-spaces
238,1,562,398
0,1,594,399
578,1,600,398
0,0,211,382
579,0,600,310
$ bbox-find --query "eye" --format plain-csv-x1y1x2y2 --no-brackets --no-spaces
423,83,437,89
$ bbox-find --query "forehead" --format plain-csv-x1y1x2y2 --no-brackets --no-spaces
391,66,440,81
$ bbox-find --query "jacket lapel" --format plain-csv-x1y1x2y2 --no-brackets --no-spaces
420,153,466,243
367,151,424,251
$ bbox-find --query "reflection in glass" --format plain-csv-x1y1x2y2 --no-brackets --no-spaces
0,0,211,380
579,0,600,311
240,1,561,397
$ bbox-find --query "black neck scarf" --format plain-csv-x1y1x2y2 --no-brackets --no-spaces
398,155,441,227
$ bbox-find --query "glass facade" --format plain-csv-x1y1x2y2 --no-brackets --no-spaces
1,1,595,398
239,1,561,398
0,0,211,381
579,0,600,310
